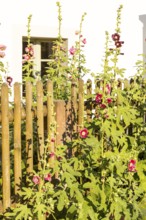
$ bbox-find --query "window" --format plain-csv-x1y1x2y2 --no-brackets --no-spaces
22,37,68,77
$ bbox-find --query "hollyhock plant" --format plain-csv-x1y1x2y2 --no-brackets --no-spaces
106,98,112,104
82,38,87,44
128,159,137,172
6,76,13,86
0,44,6,51
32,175,40,185
69,46,76,55
95,93,102,104
79,128,89,138
112,33,120,41
44,174,52,182
0,51,5,58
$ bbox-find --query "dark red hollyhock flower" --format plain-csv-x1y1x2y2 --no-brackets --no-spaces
115,41,124,48
79,128,89,138
6,76,13,86
100,104,107,109
107,98,112,104
128,159,137,172
95,93,102,104
112,33,120,42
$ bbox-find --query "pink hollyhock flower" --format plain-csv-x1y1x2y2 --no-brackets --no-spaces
51,138,55,142
100,104,107,109
112,33,120,42
44,174,52,182
6,76,13,86
82,38,87,44
105,84,111,94
107,98,112,104
23,54,30,61
0,44,6,51
95,93,102,104
128,159,137,172
0,51,5,58
32,175,40,185
79,128,89,138
69,46,76,55
50,152,55,158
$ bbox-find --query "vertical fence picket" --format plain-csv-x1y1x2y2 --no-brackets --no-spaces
78,79,84,130
86,79,92,123
71,80,78,136
14,83,22,194
26,82,33,172
47,80,55,165
54,100,66,145
1,83,10,211
36,81,44,169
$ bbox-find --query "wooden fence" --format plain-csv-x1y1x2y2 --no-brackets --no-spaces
0,77,145,213
0,79,89,213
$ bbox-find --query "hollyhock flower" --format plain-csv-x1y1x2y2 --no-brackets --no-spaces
75,30,80,35
0,44,6,51
79,128,89,138
49,152,55,158
107,98,112,104
69,46,76,55
32,175,40,185
112,33,120,42
0,51,5,58
44,174,52,182
51,138,55,142
6,76,13,86
23,54,31,61
115,41,124,48
95,93,102,104
82,38,87,44
100,104,107,109
105,84,111,94
128,159,137,172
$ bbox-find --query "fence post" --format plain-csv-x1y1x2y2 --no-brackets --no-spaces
26,82,33,172
14,83,22,194
1,83,10,211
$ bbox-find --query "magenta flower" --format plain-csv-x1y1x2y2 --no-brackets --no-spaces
0,44,6,51
0,51,5,58
95,93,102,104
22,54,31,61
82,38,87,44
32,175,40,185
79,128,89,138
112,33,120,42
69,46,76,55
107,98,112,104
100,104,107,109
44,174,52,182
6,76,13,86
50,152,55,158
128,159,137,172
105,84,111,94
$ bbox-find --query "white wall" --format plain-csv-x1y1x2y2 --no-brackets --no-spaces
0,0,146,84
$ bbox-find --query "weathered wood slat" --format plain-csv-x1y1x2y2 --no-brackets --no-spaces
1,83,11,211
14,83,22,193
